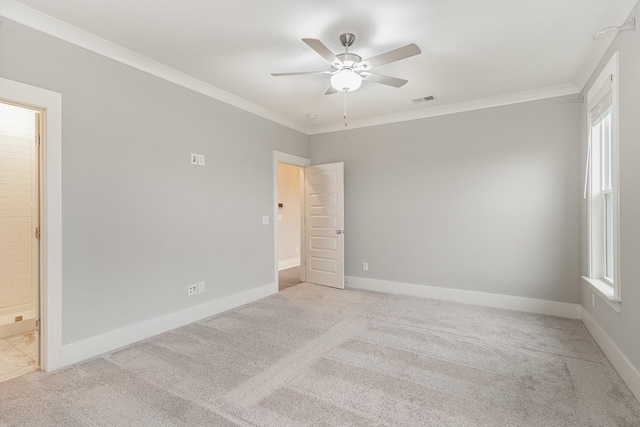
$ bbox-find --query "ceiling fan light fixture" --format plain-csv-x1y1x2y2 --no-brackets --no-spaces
330,69,362,92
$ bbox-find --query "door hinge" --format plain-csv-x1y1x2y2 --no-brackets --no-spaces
35,227,40,239
35,319,40,332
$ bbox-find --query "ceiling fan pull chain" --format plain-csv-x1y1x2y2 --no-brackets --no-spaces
344,91,348,127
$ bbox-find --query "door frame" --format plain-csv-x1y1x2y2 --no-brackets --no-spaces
1,77,62,372
273,151,309,292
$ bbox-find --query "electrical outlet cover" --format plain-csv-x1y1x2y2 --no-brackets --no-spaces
188,284,198,296
197,154,205,166
198,281,205,293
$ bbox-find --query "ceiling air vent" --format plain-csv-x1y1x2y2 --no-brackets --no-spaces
412,95,436,103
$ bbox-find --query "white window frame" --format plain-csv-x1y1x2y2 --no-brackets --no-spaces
582,52,621,313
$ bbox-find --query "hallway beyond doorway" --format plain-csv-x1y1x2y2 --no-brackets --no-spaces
278,266,301,291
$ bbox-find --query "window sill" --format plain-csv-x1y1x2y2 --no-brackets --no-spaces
582,276,622,313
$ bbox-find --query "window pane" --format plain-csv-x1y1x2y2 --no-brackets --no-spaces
604,191,613,280
604,112,612,190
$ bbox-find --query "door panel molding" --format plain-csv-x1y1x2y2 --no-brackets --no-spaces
304,162,344,289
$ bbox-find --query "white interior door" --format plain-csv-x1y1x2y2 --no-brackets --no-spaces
304,162,344,289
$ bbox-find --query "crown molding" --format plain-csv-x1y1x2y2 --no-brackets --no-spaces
3,0,622,136
0,0,311,135
308,83,581,135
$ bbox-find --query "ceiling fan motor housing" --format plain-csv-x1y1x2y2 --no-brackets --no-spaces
339,33,356,47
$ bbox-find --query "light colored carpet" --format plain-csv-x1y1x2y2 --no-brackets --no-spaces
1,283,639,426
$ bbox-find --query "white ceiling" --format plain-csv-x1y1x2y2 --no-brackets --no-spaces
5,0,639,133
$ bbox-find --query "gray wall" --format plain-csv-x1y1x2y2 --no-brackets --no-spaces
580,2,640,371
310,98,582,303
0,19,309,344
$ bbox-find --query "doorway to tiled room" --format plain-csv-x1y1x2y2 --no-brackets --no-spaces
0,101,41,382
277,163,303,291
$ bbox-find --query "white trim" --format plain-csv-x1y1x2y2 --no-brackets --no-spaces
274,151,311,167
587,53,618,103
278,258,301,271
581,276,622,313
346,276,582,319
0,302,32,318
0,318,36,338
581,308,640,403
61,283,275,368
0,0,308,135
273,151,309,294
308,84,580,134
585,52,621,303
0,77,62,372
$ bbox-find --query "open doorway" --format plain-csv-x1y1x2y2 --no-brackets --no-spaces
300,162,345,289
0,101,41,382
277,163,303,291
273,151,309,292
1,77,62,372
273,152,345,292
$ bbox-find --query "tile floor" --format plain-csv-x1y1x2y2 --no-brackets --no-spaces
0,330,38,383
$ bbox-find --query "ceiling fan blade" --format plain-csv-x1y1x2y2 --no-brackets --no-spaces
359,43,421,70
325,85,337,95
271,71,330,76
361,72,408,88
302,38,344,67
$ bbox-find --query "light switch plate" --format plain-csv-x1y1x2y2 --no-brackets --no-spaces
262,216,269,225
197,154,205,166
190,153,198,165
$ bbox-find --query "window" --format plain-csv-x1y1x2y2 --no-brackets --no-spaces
583,52,621,312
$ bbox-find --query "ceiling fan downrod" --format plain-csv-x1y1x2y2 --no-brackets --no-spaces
336,33,361,68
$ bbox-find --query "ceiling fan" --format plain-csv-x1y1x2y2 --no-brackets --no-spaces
272,33,421,94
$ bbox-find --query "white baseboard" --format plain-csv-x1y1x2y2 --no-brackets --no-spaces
581,308,640,402
0,302,33,317
0,303,33,325
278,258,300,271
345,276,582,319
60,283,276,368
0,318,35,338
